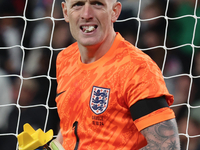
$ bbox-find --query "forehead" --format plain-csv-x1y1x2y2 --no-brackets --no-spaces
66,0,115,3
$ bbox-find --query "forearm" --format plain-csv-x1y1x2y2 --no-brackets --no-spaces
56,130,63,145
49,130,65,150
140,118,180,150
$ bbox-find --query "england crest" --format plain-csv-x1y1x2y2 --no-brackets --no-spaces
89,86,110,115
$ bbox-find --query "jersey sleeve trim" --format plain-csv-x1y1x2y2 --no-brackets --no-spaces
134,107,175,131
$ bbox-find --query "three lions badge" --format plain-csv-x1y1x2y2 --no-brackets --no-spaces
90,86,110,115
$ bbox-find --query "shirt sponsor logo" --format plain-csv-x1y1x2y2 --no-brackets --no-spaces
90,86,110,115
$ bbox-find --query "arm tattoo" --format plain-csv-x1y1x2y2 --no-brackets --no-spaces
140,118,180,150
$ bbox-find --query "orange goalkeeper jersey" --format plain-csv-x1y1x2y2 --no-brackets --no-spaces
56,33,175,150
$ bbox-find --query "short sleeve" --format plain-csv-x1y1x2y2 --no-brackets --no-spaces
134,107,175,131
124,57,174,107
124,54,175,131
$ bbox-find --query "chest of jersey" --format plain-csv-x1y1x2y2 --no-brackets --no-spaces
56,60,147,149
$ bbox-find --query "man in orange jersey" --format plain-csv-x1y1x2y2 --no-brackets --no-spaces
54,0,180,149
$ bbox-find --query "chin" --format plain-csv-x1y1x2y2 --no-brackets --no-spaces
80,39,100,47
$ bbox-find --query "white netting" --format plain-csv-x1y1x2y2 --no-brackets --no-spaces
0,0,200,149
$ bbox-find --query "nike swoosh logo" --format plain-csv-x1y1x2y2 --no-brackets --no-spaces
56,91,66,97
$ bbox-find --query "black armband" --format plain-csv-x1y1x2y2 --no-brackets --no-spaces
130,96,168,121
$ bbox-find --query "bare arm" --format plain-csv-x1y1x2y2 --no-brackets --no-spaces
49,130,65,150
56,130,63,144
140,118,180,150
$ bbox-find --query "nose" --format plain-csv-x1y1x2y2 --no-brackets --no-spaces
81,3,93,20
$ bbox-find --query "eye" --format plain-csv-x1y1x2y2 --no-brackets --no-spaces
95,2,103,6
72,1,84,9
91,1,104,8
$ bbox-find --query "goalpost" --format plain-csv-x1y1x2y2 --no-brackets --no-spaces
0,0,200,149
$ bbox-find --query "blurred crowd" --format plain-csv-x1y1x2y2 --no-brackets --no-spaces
0,0,200,149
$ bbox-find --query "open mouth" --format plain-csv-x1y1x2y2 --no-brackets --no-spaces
80,25,98,33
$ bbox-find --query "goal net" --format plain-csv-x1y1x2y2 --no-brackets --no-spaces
0,0,200,149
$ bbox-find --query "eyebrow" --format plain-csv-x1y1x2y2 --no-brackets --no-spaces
69,0,85,6
70,0,105,3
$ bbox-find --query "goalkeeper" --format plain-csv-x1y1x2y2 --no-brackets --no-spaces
55,0,180,149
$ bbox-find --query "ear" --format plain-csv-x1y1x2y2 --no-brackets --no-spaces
111,2,122,23
62,2,69,22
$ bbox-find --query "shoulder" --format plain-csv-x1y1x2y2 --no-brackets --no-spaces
117,37,159,72
56,42,79,68
56,42,79,77
112,34,162,80
115,34,155,65
57,42,79,62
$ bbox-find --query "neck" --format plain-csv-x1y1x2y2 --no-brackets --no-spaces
78,31,116,64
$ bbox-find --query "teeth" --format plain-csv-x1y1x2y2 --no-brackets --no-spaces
82,26,95,33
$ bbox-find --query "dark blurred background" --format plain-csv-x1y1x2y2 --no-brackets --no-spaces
0,0,200,149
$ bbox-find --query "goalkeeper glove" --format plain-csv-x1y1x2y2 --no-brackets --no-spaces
36,139,64,150
49,139,65,150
